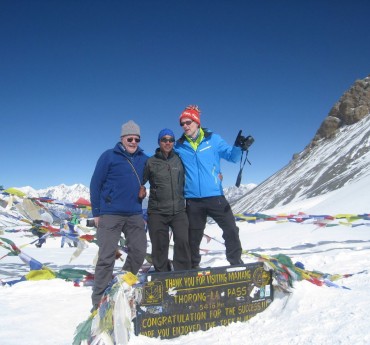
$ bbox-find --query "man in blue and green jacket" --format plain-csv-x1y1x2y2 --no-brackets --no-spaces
175,105,244,269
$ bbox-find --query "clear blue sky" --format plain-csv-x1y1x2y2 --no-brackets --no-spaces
1,0,369,190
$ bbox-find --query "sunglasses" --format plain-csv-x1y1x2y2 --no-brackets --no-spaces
180,120,193,127
126,137,140,143
160,137,175,143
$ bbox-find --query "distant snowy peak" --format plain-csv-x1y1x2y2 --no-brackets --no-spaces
16,183,148,207
16,186,39,198
15,183,255,205
38,183,90,202
232,75,370,214
18,183,90,203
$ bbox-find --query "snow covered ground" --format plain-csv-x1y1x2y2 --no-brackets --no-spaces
1,175,370,345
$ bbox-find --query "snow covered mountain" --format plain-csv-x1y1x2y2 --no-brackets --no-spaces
17,184,90,203
14,183,255,207
232,75,370,213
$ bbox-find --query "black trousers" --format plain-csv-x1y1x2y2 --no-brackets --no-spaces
186,195,242,267
147,211,191,271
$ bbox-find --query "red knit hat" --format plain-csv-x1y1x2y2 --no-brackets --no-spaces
179,105,201,125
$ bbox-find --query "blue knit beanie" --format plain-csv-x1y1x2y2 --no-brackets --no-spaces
158,128,175,144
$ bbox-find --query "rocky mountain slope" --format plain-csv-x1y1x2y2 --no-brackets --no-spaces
223,184,257,204
232,75,370,213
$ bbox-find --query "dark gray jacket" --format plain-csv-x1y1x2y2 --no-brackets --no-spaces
143,149,186,215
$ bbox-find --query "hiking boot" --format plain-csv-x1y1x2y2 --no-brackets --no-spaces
167,260,174,271
90,304,98,313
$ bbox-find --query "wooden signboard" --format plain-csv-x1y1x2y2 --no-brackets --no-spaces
134,262,273,339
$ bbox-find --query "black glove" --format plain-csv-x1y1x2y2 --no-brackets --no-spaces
234,130,254,151
234,130,243,147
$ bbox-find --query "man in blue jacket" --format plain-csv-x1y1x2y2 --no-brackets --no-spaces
175,105,244,268
90,120,148,311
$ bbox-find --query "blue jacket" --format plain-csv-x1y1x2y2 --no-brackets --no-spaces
90,142,148,217
175,129,242,198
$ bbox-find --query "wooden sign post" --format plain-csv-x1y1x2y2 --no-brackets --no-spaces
134,262,273,339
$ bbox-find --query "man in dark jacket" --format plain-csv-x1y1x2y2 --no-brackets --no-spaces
90,120,148,311
143,128,191,272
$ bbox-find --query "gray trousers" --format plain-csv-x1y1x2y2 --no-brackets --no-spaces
91,214,147,307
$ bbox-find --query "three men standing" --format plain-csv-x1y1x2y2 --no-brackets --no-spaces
90,107,246,310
